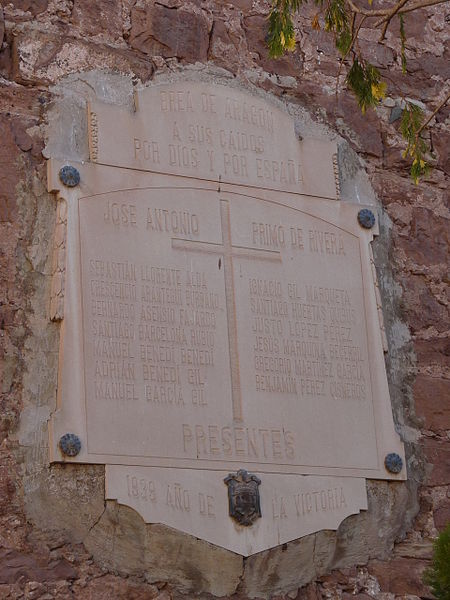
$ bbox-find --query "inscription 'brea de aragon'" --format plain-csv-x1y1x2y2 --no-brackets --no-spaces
87,82,339,199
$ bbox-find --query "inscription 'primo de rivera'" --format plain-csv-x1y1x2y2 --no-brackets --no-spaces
48,80,405,556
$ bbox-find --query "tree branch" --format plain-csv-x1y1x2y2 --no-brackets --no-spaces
344,0,448,19
375,0,411,39
415,90,450,138
336,14,367,87
344,0,387,17
398,0,449,15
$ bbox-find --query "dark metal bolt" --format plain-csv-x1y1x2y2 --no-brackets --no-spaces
358,208,376,229
59,433,81,457
59,165,80,188
384,453,403,474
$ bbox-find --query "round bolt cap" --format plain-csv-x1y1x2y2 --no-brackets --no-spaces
384,452,403,474
357,208,376,229
59,433,81,457
59,165,80,188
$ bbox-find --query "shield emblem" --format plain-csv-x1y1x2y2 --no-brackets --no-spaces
224,469,261,526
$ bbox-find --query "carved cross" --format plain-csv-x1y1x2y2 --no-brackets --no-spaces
172,199,281,421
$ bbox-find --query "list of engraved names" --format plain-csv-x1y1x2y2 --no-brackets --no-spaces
89,206,218,410
250,278,365,402
80,190,374,469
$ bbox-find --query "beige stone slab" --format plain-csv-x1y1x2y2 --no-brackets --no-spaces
87,82,339,199
105,465,368,556
48,160,405,482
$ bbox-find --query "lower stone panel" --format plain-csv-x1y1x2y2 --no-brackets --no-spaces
106,465,368,555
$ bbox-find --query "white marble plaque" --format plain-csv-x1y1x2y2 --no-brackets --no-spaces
47,82,405,556
87,82,339,199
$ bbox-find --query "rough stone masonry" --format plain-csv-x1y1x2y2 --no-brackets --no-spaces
0,1,448,599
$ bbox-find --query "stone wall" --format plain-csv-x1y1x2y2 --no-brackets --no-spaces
0,1,448,599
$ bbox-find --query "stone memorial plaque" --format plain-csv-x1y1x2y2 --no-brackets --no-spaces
87,82,339,199
47,81,405,555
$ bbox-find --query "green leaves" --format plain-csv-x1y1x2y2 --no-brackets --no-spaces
266,0,441,183
336,28,353,55
324,0,349,36
423,523,450,600
268,0,304,57
346,59,386,114
400,102,430,183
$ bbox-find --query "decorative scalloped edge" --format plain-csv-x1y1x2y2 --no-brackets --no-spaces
332,153,341,200
50,197,67,321
88,108,99,162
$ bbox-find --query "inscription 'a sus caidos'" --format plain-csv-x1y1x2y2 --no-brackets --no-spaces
132,89,303,185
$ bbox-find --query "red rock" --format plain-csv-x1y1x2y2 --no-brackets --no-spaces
0,549,77,584
398,207,448,265
371,171,438,208
432,129,450,176
0,306,18,328
47,559,78,581
436,104,450,124
0,117,20,223
12,29,153,85
130,4,211,62
0,550,46,584
360,41,394,69
10,119,33,152
295,582,323,600
0,584,23,599
0,466,15,516
383,145,412,171
326,94,383,157
0,7,4,47
243,15,302,77
23,581,46,598
406,53,450,80
400,10,429,38
290,80,326,105
319,569,356,586
400,274,448,334
414,338,450,370
72,0,124,41
0,42,12,81
384,69,440,102
434,500,450,531
414,375,450,431
0,84,45,117
73,574,159,599
368,558,431,597
208,18,239,70
308,29,340,56
6,0,48,15
227,0,253,11
421,438,450,486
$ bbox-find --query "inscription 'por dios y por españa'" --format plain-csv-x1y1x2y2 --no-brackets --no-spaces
130,89,304,185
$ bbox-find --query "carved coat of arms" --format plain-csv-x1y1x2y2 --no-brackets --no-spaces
224,469,261,526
